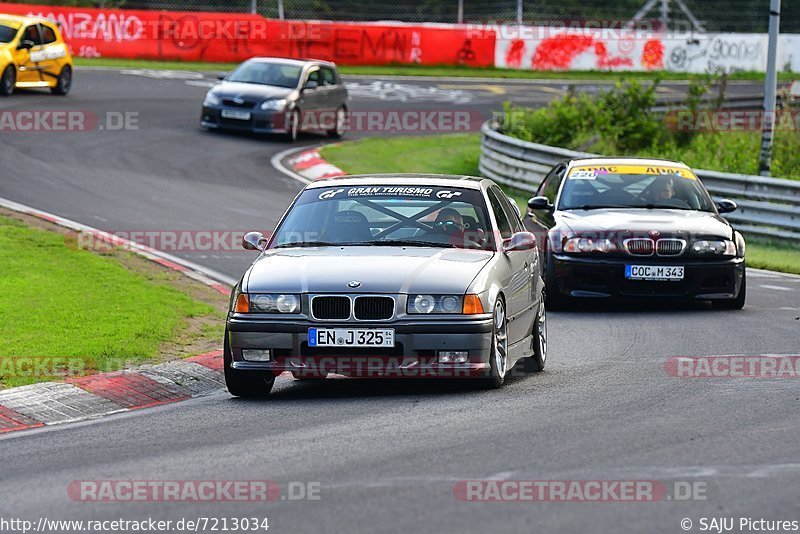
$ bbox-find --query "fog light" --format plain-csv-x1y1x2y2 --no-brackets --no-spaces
242,349,271,362
438,351,469,364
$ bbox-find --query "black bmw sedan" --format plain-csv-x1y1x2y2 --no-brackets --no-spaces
527,157,746,309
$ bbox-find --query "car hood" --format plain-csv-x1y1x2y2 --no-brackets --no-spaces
244,247,494,294
211,82,293,101
556,208,733,239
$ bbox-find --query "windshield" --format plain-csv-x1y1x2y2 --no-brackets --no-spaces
271,185,494,250
0,23,18,43
558,164,715,212
226,61,302,88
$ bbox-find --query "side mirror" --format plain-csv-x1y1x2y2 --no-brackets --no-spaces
242,231,267,251
528,196,554,212
17,40,34,50
717,199,738,214
303,80,319,90
503,231,537,252
217,72,228,81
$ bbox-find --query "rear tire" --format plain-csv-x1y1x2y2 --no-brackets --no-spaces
713,270,746,310
327,106,346,138
285,109,300,142
0,66,15,96
51,65,72,95
524,294,547,372
223,329,274,397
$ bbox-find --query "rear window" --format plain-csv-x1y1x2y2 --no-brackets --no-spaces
40,24,57,45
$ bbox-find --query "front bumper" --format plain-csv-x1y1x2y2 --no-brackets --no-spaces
200,105,289,134
227,317,494,378
550,254,745,300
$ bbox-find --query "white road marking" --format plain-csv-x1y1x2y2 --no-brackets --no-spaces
760,284,794,291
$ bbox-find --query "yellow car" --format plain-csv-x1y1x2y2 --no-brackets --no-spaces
0,14,73,96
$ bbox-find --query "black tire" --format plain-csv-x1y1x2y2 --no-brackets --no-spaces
327,106,346,138
523,294,548,373
285,109,300,142
713,269,746,310
0,65,15,96
544,253,568,310
51,65,72,95
481,298,509,389
223,329,275,397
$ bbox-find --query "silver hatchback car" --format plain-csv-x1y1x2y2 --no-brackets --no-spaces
224,174,548,397
200,57,348,141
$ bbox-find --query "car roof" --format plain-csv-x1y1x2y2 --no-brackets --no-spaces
246,57,336,69
303,174,488,190
0,14,56,27
567,156,691,170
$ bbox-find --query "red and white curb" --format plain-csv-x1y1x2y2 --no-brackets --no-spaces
285,148,347,181
0,195,236,435
0,351,223,434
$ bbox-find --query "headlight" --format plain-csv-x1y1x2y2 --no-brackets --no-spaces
563,237,616,254
692,240,736,256
408,295,463,314
261,99,287,111
237,293,301,314
203,92,220,106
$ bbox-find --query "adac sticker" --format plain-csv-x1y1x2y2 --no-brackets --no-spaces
569,165,695,179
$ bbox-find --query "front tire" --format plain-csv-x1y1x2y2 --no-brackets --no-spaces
51,65,72,95
481,298,509,389
544,253,568,310
0,66,15,96
524,294,547,372
223,329,275,397
713,269,746,310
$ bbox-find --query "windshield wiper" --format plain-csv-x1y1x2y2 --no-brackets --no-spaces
274,240,338,248
378,239,457,248
639,204,694,210
568,204,628,210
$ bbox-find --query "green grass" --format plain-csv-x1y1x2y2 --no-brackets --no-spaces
747,240,800,275
0,216,216,388
322,133,530,210
73,57,794,82
322,133,800,275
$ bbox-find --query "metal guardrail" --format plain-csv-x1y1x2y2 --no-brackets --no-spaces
479,121,800,243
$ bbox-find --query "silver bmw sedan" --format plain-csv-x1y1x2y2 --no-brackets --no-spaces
224,174,547,396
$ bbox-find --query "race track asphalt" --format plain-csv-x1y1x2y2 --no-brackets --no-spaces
1,69,798,534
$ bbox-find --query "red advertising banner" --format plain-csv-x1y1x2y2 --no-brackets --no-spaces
0,3,495,66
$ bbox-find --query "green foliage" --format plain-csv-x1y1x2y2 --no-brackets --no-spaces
502,77,800,179
503,79,663,153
